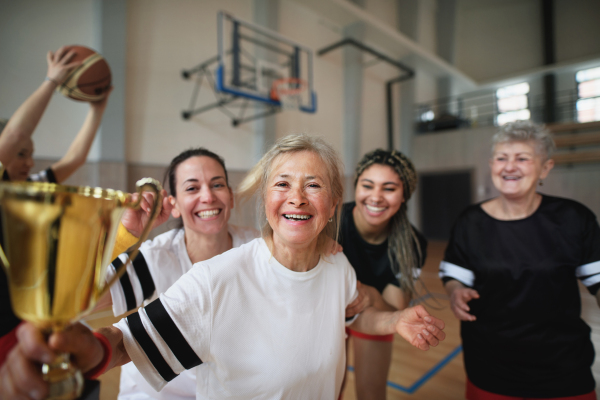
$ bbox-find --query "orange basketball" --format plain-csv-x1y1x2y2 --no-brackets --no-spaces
57,45,111,102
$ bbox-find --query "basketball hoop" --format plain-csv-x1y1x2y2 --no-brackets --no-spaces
270,78,308,111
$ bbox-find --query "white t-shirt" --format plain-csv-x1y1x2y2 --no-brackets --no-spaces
115,238,358,400
107,225,259,400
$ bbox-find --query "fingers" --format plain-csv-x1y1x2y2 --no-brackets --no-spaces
3,346,48,400
48,324,103,372
452,307,477,322
16,323,54,365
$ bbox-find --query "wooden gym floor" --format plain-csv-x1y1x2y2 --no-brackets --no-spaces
85,241,600,399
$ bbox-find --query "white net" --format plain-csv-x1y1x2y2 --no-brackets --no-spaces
273,79,307,111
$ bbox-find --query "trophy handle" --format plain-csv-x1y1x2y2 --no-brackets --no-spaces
102,177,163,294
0,161,9,271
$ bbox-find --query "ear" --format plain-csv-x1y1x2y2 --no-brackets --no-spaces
169,195,181,219
329,199,339,219
229,187,234,210
540,158,554,180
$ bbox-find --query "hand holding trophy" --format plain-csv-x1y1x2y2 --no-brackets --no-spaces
0,172,162,399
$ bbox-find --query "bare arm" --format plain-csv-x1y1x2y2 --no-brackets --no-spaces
349,305,445,351
0,47,80,167
51,90,111,183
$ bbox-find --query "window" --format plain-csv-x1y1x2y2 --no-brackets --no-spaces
496,82,530,126
576,66,600,123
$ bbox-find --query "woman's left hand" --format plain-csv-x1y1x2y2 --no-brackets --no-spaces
394,305,445,351
121,189,172,238
345,281,373,318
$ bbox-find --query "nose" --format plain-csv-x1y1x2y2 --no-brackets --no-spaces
369,188,384,204
199,186,215,203
504,158,517,171
288,186,307,207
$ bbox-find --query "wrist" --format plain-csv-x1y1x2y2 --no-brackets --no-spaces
84,332,112,380
44,76,60,87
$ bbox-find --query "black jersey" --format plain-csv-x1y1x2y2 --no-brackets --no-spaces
440,194,600,397
339,202,427,294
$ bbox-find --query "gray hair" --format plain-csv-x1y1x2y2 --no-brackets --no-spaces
237,134,344,256
492,120,556,159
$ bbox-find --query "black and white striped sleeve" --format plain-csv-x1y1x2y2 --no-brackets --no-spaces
107,251,156,316
438,218,475,287
576,215,600,295
114,266,211,391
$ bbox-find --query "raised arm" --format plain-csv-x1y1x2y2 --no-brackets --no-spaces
51,89,111,183
0,47,80,167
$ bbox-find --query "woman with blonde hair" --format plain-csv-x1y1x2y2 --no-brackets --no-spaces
1,134,446,400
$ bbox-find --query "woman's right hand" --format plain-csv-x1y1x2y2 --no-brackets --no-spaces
46,46,82,85
121,189,172,238
0,323,103,400
446,280,479,321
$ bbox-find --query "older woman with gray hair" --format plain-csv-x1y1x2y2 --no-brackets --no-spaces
440,120,600,399
1,134,445,400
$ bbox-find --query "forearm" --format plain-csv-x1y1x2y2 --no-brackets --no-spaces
0,80,56,163
444,279,465,297
95,326,130,371
349,306,399,335
52,106,105,182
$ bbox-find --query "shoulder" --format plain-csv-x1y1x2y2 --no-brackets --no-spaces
541,194,597,221
140,228,184,254
229,224,261,247
202,237,264,267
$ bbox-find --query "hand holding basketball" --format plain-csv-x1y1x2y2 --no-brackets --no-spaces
46,46,82,85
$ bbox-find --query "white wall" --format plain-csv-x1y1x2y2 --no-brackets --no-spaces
0,0,99,160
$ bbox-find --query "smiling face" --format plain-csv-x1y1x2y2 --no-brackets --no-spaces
170,156,233,236
354,163,404,229
490,140,554,199
265,151,337,251
6,137,34,181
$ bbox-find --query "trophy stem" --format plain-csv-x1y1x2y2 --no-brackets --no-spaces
42,352,84,400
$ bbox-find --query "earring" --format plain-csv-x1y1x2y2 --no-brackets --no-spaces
539,179,543,186
328,218,333,222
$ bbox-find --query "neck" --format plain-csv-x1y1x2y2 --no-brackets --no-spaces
352,205,388,245
489,191,542,220
183,225,232,264
269,236,321,272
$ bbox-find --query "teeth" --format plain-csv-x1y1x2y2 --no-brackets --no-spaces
196,209,221,218
366,205,386,212
503,176,520,180
284,214,312,220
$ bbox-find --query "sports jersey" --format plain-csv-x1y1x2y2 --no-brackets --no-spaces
439,194,600,397
107,225,259,400
27,167,57,183
114,238,359,400
339,202,427,294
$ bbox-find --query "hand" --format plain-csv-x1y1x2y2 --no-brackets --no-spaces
345,281,374,318
449,286,479,322
46,46,82,85
0,323,103,400
89,86,112,112
121,189,172,238
394,305,446,351
325,238,343,255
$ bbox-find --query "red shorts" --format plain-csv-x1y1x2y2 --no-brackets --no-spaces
466,378,596,400
345,327,394,342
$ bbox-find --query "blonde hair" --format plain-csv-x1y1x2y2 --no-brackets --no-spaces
237,134,344,256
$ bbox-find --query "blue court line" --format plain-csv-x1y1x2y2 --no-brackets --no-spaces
347,345,463,394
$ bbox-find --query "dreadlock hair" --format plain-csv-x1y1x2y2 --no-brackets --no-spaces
354,149,422,297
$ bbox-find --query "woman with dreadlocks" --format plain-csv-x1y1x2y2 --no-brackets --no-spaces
341,149,427,400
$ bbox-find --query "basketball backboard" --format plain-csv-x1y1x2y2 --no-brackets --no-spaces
216,11,316,113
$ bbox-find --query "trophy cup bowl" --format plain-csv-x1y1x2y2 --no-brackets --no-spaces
0,177,162,399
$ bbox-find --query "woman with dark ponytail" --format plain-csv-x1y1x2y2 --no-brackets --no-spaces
341,149,427,400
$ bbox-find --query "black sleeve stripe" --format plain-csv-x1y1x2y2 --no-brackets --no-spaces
114,256,137,312
45,167,58,184
145,299,203,369
132,252,155,301
127,311,178,382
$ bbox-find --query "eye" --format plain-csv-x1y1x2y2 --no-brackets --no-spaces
361,184,373,190
185,186,198,192
384,187,395,192
275,182,288,188
213,183,225,189
307,182,320,189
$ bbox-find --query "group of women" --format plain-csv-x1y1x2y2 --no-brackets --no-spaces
0,48,599,400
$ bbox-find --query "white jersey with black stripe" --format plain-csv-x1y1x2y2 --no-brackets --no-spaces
107,225,259,400
114,238,359,400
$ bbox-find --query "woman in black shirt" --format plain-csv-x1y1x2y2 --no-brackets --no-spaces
341,149,426,400
440,121,600,399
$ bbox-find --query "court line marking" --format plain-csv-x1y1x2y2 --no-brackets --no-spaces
348,345,463,394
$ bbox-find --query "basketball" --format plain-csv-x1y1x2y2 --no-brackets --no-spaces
57,45,111,102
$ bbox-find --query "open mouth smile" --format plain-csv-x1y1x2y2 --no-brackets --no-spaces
196,209,221,219
366,205,386,213
283,214,312,221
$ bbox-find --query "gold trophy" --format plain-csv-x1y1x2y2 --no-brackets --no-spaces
0,176,163,399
